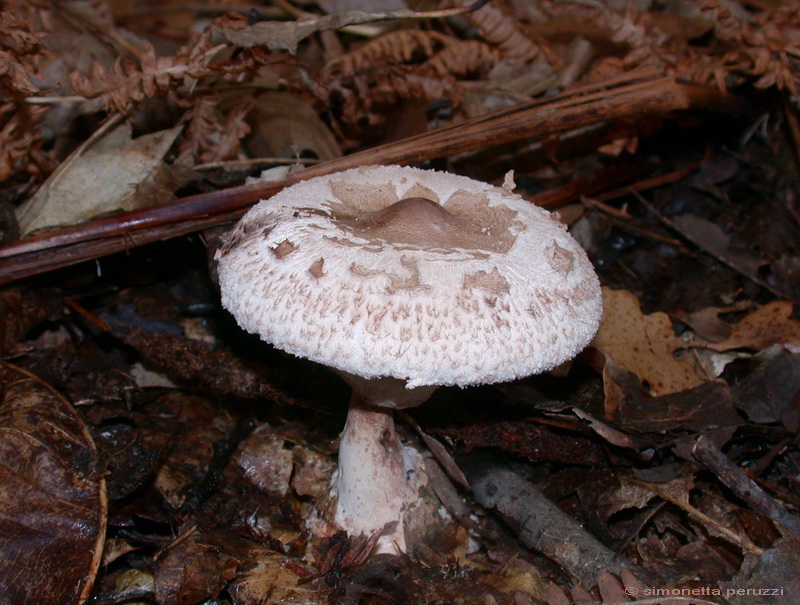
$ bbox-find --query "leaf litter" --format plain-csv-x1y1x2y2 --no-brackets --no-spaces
1,0,800,603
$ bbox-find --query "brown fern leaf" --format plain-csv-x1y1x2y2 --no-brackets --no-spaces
699,1,799,94
331,63,461,139
324,31,497,137
456,0,544,63
427,39,502,77
370,70,459,107
0,103,50,182
69,26,278,114
323,30,456,79
70,37,206,113
178,95,222,163
0,4,53,182
535,0,658,66
0,5,50,98
202,96,256,164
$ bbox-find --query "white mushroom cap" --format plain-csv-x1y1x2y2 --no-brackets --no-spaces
217,165,601,390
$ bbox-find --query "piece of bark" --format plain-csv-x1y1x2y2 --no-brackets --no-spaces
460,452,645,588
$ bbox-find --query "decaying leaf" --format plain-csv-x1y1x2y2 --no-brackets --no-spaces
591,288,705,395
16,120,186,236
237,424,295,497
0,363,106,605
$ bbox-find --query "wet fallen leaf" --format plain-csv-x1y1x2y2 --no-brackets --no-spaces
0,287,62,355
597,571,628,603
591,288,705,395
148,392,237,510
16,120,186,236
0,363,106,605
546,583,570,605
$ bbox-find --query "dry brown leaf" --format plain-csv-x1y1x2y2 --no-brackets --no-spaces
16,120,185,236
571,407,642,450
710,302,800,352
603,357,742,432
591,288,705,395
0,363,106,605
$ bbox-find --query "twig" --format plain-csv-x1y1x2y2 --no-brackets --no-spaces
0,71,745,284
461,451,647,588
194,157,321,170
691,433,800,535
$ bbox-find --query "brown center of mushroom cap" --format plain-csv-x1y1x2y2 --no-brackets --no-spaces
348,197,478,249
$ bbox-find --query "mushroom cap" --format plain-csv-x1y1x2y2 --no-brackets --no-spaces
217,165,602,389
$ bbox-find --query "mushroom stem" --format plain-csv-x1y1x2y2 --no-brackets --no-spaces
333,395,425,554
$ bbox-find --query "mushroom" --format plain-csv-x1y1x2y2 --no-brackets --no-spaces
216,165,602,553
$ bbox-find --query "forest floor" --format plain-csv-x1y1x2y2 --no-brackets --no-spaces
1,1,800,604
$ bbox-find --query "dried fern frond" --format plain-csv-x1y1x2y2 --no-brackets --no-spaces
427,39,502,77
205,96,256,164
329,63,461,140
323,30,502,137
323,30,456,79
0,103,48,182
69,32,214,113
455,0,545,64
0,5,50,99
699,1,799,94
369,69,460,108
178,95,222,163
69,25,278,114
0,4,53,182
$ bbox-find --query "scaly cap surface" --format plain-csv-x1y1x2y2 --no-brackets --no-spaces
217,165,602,388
